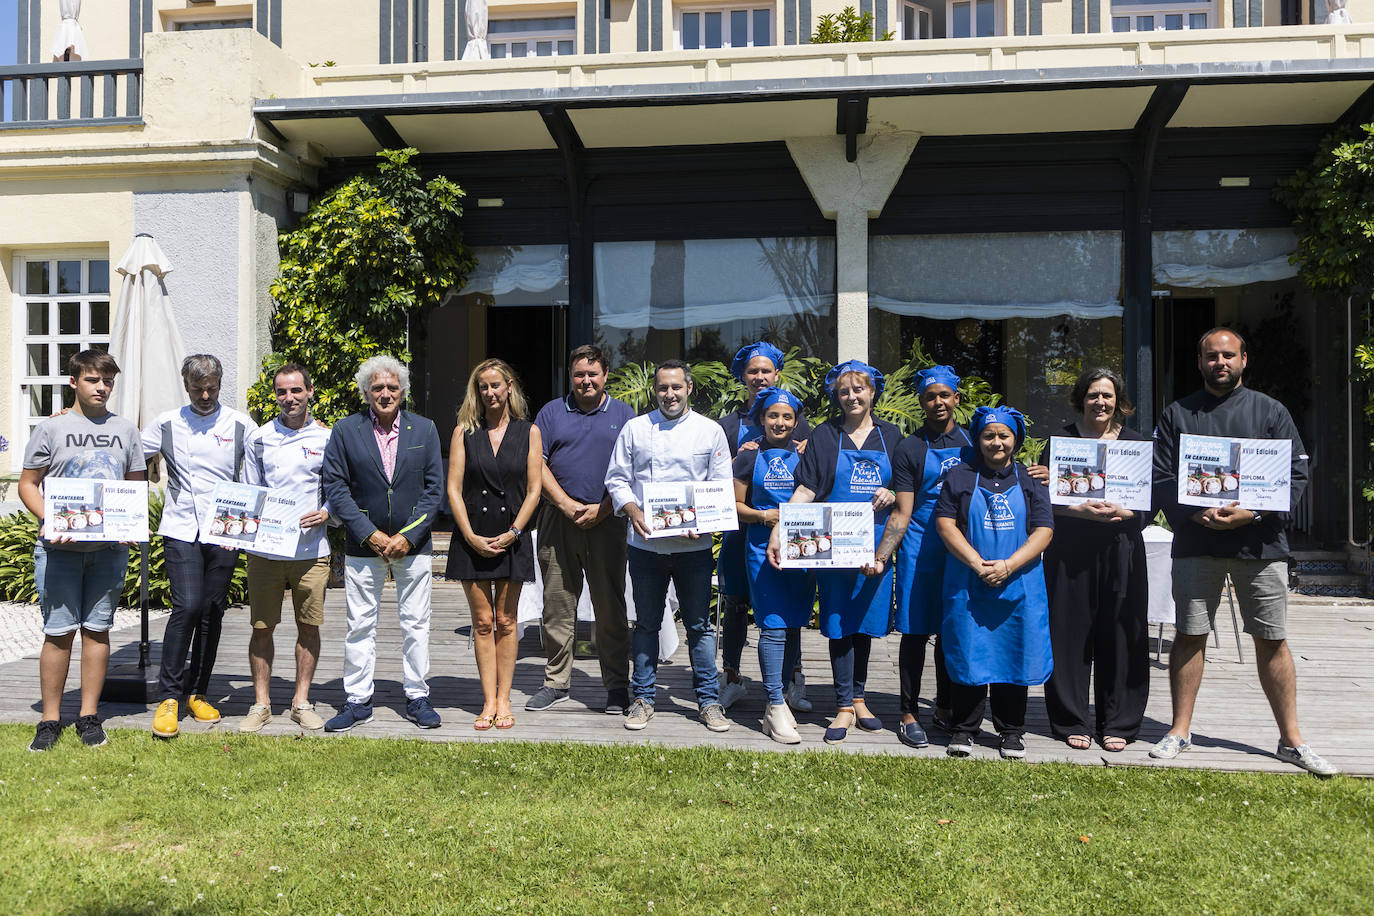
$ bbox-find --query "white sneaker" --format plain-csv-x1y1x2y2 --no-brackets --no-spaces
1149,733,1192,759
719,676,748,709
1276,742,1339,777
762,703,801,744
785,669,812,713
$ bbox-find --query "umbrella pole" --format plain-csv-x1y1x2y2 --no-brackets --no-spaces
139,543,150,668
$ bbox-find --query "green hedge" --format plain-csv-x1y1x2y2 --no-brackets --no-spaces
0,492,248,609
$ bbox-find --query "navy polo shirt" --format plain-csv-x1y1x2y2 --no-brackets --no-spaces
534,393,638,505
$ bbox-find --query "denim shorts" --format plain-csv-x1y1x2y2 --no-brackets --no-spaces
34,542,130,636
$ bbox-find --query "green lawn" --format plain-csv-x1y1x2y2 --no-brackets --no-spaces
1,725,1370,915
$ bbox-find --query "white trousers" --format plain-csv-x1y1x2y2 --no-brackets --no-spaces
343,553,433,703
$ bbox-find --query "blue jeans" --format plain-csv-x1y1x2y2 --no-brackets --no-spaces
757,627,801,706
34,542,129,636
829,634,872,708
628,546,718,707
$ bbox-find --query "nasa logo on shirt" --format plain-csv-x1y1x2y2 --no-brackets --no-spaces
763,455,794,485
850,459,883,491
984,492,1017,532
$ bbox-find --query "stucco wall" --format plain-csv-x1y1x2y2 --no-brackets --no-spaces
132,189,245,408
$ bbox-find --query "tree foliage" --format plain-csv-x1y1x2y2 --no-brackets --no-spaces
248,148,476,425
811,6,896,41
606,339,1045,462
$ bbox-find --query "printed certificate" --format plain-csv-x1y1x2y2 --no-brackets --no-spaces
1048,437,1154,511
778,502,874,569
641,480,739,539
1176,434,1292,512
44,478,149,542
202,481,306,556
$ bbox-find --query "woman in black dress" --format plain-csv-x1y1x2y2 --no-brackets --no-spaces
1041,368,1150,752
445,358,543,731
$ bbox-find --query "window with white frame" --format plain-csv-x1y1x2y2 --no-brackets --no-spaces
676,5,773,49
901,1,936,38
14,256,112,455
1110,1,1211,30
489,17,576,58
947,0,997,37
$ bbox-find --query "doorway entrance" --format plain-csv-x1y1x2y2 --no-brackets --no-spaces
1153,294,1216,420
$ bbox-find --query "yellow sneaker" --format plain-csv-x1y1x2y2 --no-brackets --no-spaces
187,695,222,724
152,699,179,738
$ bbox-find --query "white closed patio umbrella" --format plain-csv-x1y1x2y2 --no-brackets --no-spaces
50,0,89,61
109,233,188,427
105,233,188,701
462,0,491,60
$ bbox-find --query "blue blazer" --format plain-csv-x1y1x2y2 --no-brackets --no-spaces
322,408,444,557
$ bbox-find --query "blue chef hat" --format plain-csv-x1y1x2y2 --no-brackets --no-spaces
730,341,786,382
970,405,1026,449
825,359,886,402
747,386,805,423
916,365,961,394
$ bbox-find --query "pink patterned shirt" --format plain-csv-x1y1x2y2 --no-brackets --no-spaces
370,410,400,482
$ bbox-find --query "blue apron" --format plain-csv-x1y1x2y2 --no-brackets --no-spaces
745,448,815,629
894,428,972,635
941,468,1053,687
817,427,894,639
717,414,762,599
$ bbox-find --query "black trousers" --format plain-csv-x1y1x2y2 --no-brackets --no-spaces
157,537,239,701
898,633,953,716
1042,530,1150,741
948,682,1028,740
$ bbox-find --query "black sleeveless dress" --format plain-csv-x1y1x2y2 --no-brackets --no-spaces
444,418,535,582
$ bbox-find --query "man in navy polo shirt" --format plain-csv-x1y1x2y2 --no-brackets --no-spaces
526,344,638,714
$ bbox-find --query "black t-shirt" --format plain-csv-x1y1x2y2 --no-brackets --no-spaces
935,460,1055,536
793,417,903,501
891,426,974,494
732,439,799,506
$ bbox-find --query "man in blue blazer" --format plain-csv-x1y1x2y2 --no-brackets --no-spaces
321,354,444,732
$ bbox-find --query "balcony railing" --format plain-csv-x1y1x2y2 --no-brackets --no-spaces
1,59,143,128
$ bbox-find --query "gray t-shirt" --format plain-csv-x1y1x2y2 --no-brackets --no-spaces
24,411,145,552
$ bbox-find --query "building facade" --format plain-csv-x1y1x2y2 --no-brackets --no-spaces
3,0,1372,542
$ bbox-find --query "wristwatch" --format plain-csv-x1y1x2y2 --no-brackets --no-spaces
1251,511,1263,524
508,525,523,539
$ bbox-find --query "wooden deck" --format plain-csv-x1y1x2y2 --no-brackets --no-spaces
3,583,1371,776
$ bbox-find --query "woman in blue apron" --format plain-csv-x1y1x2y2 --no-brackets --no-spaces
716,342,813,712
772,359,900,745
934,406,1054,760
733,387,814,744
865,365,972,749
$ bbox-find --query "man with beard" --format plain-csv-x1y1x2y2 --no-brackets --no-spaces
1150,328,1336,776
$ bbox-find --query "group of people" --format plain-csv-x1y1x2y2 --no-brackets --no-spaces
18,329,1339,775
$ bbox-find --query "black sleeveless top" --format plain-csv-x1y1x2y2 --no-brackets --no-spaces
444,418,535,582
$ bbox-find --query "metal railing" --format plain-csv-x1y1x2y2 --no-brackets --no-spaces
1,59,143,128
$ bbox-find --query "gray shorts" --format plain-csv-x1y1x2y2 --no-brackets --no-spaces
1172,556,1288,641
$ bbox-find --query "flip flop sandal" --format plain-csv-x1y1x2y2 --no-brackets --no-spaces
494,714,515,730
474,715,495,731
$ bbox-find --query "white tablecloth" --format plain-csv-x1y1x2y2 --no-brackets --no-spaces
515,530,681,661
1143,525,1176,626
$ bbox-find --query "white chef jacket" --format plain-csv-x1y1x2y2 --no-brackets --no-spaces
142,405,255,543
244,416,334,561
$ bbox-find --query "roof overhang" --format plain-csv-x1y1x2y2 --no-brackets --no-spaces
253,58,1374,160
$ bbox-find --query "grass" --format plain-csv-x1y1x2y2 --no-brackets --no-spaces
1,725,1371,915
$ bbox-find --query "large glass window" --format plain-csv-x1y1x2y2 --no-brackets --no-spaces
593,237,836,366
948,0,997,37
15,255,112,454
869,232,1122,432
1111,0,1212,31
489,17,577,58
677,5,773,49
902,1,937,38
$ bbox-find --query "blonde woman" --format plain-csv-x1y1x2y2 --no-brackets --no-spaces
445,359,543,730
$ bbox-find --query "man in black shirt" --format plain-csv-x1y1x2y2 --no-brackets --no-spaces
1150,328,1336,776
